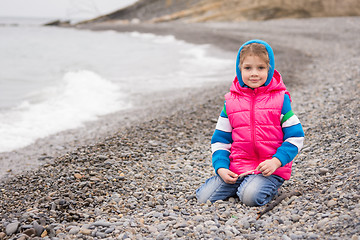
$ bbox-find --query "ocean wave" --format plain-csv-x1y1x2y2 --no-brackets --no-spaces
0,70,129,153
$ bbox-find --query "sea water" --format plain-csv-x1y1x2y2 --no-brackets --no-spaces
0,18,233,153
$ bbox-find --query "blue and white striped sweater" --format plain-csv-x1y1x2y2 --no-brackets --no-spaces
211,94,305,173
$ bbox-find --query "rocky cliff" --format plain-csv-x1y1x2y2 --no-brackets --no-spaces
83,0,360,24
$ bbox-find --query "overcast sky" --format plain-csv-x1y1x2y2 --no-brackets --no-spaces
0,0,138,19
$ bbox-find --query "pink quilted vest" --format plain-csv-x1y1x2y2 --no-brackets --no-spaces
225,70,292,180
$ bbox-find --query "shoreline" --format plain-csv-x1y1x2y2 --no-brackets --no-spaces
1,17,359,239
0,83,230,181
0,25,235,181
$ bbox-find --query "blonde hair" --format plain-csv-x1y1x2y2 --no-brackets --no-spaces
239,43,270,68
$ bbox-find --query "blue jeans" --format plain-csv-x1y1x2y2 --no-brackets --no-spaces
196,174,284,206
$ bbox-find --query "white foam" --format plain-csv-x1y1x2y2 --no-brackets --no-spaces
129,31,180,44
0,70,129,152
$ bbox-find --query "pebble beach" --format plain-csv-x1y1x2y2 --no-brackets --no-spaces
1,16,360,239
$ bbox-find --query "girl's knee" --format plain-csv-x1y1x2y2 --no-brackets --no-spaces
195,175,223,203
238,186,262,206
196,187,210,203
237,175,283,206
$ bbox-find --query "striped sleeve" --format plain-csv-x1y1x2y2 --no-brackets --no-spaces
273,94,305,166
211,102,233,173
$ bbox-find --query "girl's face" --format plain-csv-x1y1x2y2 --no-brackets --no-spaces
240,55,268,88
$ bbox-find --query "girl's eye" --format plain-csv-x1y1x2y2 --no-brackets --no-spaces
259,66,266,70
244,67,251,70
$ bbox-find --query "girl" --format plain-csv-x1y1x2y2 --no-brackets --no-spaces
196,39,305,206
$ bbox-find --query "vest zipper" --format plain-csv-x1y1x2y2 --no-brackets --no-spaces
251,90,258,160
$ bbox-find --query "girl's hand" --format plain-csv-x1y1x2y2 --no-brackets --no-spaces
256,157,282,177
217,168,239,184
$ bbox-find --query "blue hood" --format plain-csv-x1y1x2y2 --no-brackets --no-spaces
236,39,275,87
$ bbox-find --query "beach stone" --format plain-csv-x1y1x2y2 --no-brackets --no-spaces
74,173,83,179
308,233,319,239
327,199,337,207
204,220,216,227
23,228,36,237
17,236,27,240
316,218,329,229
174,221,187,229
97,155,108,160
80,229,92,235
291,214,301,222
327,185,336,193
90,176,100,181
239,219,250,229
147,225,158,234
105,226,115,234
290,233,303,239
93,220,111,227
46,227,56,238
156,223,168,231
96,231,106,238
32,221,44,237
193,215,204,222
5,221,20,235
225,217,236,225
68,226,80,235
339,214,351,221
0,232,6,239
231,226,240,235
242,234,257,240
20,225,33,230
176,229,185,237
41,229,48,238
352,235,359,240
198,225,207,234
282,235,292,240
318,168,329,175
210,225,219,231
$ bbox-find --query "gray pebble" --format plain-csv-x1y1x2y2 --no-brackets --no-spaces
240,219,250,229
176,229,185,237
282,235,292,240
318,168,329,175
291,214,301,222
105,226,115,234
5,222,19,236
68,226,80,235
96,231,107,238
92,220,111,227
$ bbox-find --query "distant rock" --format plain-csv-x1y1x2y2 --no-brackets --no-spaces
77,0,360,24
44,20,71,27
